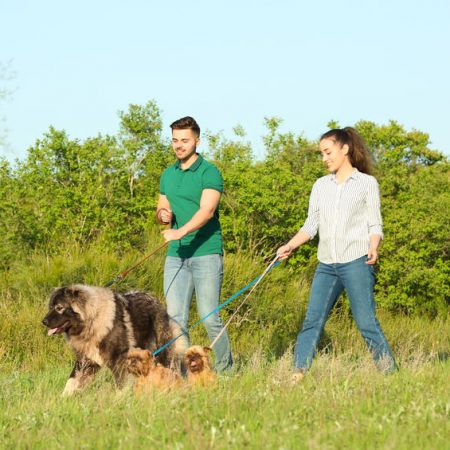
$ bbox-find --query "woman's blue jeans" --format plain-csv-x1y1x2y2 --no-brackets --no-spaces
294,255,396,373
164,254,233,372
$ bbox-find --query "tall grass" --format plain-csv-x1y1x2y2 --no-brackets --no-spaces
1,240,449,449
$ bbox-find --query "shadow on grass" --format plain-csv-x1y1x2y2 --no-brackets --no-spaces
437,351,450,362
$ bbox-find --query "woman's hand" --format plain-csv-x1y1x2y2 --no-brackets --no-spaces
277,244,293,260
366,247,378,265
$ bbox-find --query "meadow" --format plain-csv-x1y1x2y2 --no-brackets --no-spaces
1,102,449,449
1,246,449,450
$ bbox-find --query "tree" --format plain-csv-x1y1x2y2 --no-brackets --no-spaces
356,120,449,315
1,101,448,316
118,100,172,199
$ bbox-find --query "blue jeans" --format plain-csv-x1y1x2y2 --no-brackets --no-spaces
294,255,396,373
164,254,233,372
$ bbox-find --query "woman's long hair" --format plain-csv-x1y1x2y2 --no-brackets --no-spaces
320,127,374,175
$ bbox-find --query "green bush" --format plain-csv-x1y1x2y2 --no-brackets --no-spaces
0,103,448,316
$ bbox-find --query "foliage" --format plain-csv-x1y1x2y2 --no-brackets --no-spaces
352,120,449,315
0,157,19,267
1,101,174,260
377,164,450,315
0,102,448,316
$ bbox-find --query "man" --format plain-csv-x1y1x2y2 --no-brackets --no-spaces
157,116,233,372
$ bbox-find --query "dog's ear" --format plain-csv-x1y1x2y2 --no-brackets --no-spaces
203,346,212,354
48,287,61,303
145,349,153,359
66,286,82,297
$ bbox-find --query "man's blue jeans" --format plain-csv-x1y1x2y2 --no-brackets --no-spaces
294,255,396,373
164,254,233,372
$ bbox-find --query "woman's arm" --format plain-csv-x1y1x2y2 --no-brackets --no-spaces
277,230,312,259
366,177,383,264
277,182,319,259
367,234,381,265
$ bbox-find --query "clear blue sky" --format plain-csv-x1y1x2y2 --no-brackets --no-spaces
1,0,449,161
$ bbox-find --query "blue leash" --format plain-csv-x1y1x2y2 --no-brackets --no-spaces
153,259,282,357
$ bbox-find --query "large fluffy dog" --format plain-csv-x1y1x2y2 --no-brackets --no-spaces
42,284,187,396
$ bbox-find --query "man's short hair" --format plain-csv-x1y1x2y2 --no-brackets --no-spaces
170,116,200,137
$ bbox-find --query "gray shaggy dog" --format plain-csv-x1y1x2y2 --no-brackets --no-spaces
42,285,187,396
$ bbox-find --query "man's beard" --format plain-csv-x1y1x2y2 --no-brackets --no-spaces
177,146,197,162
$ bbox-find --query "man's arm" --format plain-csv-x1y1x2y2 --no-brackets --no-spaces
156,194,173,225
161,189,220,241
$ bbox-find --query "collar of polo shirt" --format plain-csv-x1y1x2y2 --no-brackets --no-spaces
175,153,203,172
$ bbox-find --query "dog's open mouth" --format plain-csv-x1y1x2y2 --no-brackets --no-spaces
188,361,202,373
47,321,70,336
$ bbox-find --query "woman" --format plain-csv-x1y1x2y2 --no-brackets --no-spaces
277,127,396,381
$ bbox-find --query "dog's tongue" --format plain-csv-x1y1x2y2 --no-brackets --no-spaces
47,327,59,336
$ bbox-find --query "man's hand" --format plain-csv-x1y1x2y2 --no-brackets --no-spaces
161,228,185,242
157,208,173,225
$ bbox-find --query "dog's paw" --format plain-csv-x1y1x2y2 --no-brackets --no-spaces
62,378,80,396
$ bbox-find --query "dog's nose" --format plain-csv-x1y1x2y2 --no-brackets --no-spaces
42,318,48,326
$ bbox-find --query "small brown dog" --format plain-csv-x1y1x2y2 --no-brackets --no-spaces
184,345,217,387
126,348,182,393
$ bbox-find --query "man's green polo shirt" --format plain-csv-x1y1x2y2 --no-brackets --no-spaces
160,154,223,258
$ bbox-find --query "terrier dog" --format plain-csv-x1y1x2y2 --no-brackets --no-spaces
184,345,217,387
126,348,182,393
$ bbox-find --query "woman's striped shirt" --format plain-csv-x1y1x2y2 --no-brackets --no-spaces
300,170,383,264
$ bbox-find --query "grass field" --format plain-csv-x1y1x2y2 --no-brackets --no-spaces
1,348,449,450
1,247,449,449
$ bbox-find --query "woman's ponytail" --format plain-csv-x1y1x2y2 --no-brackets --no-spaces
321,127,374,175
